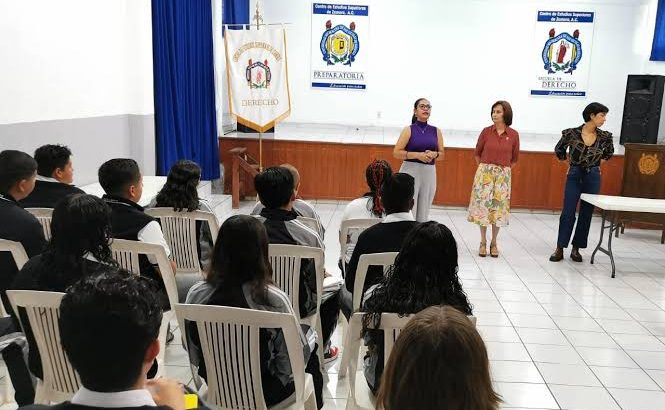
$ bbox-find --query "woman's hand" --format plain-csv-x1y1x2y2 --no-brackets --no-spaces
421,151,435,162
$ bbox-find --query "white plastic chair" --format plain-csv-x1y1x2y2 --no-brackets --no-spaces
0,239,29,402
110,239,179,376
25,208,53,241
6,290,80,404
145,208,220,275
339,219,380,277
339,252,398,378
267,244,325,370
343,312,477,409
175,304,317,410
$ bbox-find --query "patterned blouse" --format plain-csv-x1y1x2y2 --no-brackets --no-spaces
554,126,614,168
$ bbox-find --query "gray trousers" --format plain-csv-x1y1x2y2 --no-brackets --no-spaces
400,161,437,222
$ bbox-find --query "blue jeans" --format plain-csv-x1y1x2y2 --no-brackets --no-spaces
557,165,601,249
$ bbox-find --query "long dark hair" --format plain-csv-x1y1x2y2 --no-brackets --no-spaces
377,306,501,410
155,160,201,212
207,215,273,306
363,160,392,217
362,222,472,335
41,194,116,288
411,97,428,124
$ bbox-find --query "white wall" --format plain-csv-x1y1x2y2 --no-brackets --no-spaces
256,0,655,134
0,0,154,183
0,0,154,124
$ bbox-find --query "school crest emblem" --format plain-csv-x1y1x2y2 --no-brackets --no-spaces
638,153,660,176
320,20,360,66
246,59,271,89
542,28,582,74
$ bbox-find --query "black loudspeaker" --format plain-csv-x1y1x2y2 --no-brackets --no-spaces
620,75,665,145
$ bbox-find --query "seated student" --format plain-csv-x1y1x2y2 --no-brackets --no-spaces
342,173,418,319
97,159,173,292
20,270,187,410
0,150,46,405
253,166,340,362
185,215,324,409
151,160,214,298
376,306,501,410
20,144,85,208
251,163,325,239
339,160,392,273
10,194,117,384
361,222,473,393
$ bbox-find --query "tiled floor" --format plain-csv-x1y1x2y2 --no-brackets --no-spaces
5,191,664,409
162,196,665,409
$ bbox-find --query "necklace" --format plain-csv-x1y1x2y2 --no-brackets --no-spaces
415,122,428,134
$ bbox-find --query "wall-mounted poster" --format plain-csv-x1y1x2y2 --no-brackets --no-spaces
530,11,595,97
310,2,369,90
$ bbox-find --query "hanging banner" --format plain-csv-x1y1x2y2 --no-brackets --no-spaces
310,2,369,90
530,11,595,97
224,28,291,132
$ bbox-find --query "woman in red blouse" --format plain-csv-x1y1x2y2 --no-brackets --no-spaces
467,101,520,257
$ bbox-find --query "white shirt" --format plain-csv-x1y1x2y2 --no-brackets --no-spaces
138,221,172,263
71,386,156,408
36,175,60,183
382,211,415,223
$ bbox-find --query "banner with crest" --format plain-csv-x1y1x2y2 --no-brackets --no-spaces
224,28,291,132
530,11,595,97
310,2,369,90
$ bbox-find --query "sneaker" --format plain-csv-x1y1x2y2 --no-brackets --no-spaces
324,346,339,364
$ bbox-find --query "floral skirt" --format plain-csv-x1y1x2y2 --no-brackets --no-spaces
467,163,512,227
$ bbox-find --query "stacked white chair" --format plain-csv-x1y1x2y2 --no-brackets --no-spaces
267,244,325,370
175,303,317,410
25,208,53,241
6,290,79,404
110,239,179,376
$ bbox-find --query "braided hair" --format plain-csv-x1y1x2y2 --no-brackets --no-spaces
363,160,392,217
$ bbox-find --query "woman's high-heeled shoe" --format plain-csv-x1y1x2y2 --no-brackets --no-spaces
479,242,487,257
490,242,499,257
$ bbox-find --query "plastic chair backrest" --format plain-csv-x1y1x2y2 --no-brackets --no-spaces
6,290,80,403
0,239,29,317
267,244,323,321
175,303,307,410
345,312,477,407
145,208,220,275
110,239,178,311
339,219,380,275
352,252,398,311
25,208,53,241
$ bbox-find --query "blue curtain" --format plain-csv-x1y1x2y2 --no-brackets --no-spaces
651,0,665,61
152,0,220,179
223,0,249,28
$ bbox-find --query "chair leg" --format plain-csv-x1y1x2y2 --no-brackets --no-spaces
2,366,14,404
316,318,325,373
33,381,46,405
339,325,351,378
304,390,317,410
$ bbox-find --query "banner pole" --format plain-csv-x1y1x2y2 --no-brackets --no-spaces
259,132,263,172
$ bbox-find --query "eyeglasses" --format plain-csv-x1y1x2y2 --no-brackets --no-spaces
418,104,432,110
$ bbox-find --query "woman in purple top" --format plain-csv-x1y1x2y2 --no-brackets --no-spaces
393,98,445,222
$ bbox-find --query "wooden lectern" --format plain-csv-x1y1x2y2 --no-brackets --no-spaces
616,143,665,243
